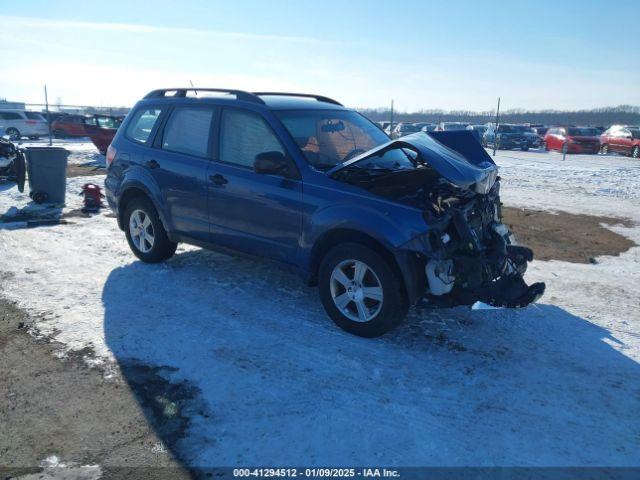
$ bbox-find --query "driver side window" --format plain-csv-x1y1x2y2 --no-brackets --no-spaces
220,109,284,168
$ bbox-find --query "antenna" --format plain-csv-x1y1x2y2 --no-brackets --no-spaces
189,80,197,96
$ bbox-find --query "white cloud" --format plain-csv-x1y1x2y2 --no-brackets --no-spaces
0,15,322,44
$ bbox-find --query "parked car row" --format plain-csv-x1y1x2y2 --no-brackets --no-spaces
377,119,638,158
0,110,124,155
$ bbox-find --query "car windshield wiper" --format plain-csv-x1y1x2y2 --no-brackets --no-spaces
312,162,341,170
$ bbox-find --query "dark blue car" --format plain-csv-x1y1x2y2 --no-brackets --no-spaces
105,88,544,337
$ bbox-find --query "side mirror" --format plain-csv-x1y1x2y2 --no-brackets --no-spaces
254,151,289,176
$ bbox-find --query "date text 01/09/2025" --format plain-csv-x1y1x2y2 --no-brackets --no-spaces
232,468,400,478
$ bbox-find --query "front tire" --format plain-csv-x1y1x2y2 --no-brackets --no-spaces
124,197,177,263
601,144,609,154
632,146,639,159
6,128,20,140
318,243,408,338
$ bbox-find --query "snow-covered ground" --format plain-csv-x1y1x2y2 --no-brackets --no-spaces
13,137,105,167
0,144,639,467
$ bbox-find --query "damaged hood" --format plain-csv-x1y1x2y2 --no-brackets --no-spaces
328,131,499,193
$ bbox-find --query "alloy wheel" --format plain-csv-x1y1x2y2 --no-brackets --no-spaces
330,259,383,322
129,209,155,253
6,128,20,140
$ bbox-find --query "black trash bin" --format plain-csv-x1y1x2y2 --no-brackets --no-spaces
24,147,69,204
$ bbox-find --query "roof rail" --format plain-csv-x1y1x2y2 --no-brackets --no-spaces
253,92,343,106
144,88,265,104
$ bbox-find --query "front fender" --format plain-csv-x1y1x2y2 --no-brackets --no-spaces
302,203,429,305
304,203,420,253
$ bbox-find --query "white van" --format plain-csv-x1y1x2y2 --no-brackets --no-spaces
0,110,49,139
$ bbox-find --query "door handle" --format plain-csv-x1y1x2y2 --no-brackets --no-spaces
209,174,228,185
146,159,160,169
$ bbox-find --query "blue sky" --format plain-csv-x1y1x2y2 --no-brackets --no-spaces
0,0,638,111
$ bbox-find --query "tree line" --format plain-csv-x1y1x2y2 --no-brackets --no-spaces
358,105,640,127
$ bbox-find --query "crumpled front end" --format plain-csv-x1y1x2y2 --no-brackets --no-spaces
399,180,545,308
331,131,545,309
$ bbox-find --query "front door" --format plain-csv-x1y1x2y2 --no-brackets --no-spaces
207,108,303,264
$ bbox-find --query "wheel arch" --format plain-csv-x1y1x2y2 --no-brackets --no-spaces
307,228,423,304
117,184,170,235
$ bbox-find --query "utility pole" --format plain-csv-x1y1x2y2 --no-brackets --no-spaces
390,99,394,137
492,97,500,157
44,85,52,146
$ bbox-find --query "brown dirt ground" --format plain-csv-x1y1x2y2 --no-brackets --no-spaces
502,206,636,263
67,164,106,178
0,296,192,479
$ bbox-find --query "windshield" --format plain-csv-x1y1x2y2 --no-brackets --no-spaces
400,124,421,133
629,129,640,139
498,125,527,133
442,123,468,131
93,116,122,129
276,109,410,169
567,127,598,136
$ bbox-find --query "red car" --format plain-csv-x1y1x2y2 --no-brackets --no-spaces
51,114,90,138
543,126,601,154
600,125,640,158
84,115,123,154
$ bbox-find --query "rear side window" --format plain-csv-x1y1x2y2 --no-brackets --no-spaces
220,109,284,168
25,112,44,120
0,112,23,120
125,108,162,144
162,107,214,157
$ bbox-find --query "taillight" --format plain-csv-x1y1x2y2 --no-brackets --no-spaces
106,144,116,167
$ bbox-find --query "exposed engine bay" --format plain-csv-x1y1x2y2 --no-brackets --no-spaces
330,131,546,309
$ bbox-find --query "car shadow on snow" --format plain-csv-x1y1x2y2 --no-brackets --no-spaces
102,248,640,470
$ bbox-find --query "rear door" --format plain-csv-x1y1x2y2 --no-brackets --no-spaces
617,129,633,154
149,105,217,241
609,128,626,153
207,107,303,264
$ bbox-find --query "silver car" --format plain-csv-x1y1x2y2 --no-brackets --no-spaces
0,110,49,139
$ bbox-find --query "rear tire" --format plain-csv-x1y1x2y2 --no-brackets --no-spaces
318,243,408,338
124,196,177,263
632,146,639,159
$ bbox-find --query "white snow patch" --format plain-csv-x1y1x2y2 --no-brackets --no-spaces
12,455,101,480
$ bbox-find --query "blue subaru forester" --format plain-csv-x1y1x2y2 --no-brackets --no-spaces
105,88,544,337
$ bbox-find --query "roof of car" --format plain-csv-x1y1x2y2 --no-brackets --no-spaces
141,88,347,111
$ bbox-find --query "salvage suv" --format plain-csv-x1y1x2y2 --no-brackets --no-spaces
105,88,544,337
